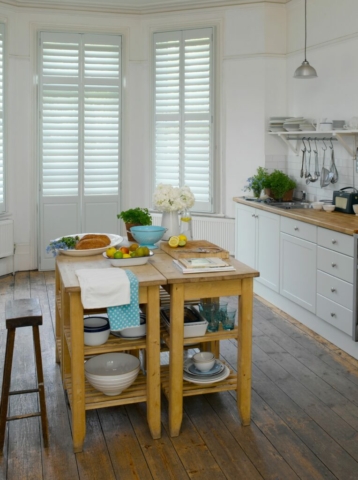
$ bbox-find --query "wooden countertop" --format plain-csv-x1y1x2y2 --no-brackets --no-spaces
233,197,358,235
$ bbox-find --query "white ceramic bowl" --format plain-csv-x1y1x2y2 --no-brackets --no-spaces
312,202,324,210
84,353,140,396
192,352,215,372
84,317,109,329
353,205,358,215
84,328,110,346
323,204,335,212
102,251,153,267
112,324,147,338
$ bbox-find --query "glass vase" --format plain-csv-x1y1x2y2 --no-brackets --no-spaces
180,209,193,240
161,211,180,240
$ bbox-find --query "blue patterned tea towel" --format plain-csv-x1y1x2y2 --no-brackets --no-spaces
107,270,140,330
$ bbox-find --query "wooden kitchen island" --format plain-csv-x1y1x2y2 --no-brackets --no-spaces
55,254,167,452
150,253,259,437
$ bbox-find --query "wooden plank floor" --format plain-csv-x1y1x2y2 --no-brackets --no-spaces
0,271,358,479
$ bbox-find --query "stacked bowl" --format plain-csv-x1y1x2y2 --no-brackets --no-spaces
84,317,110,346
85,353,140,396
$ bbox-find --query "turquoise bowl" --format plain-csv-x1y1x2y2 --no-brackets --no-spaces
129,226,167,249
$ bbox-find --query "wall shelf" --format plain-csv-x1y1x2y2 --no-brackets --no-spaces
268,130,358,159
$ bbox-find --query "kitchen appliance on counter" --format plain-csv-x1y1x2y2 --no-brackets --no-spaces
333,187,358,214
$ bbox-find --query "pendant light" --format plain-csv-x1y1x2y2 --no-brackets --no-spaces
294,0,317,79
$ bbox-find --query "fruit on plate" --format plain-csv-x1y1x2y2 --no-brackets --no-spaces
129,243,139,252
123,253,131,258
120,246,130,254
114,250,124,259
178,234,187,247
106,247,117,258
168,236,180,248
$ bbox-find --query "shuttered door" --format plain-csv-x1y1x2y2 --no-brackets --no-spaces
154,28,213,213
0,24,5,214
39,32,121,270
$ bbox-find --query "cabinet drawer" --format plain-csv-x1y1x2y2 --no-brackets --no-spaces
316,294,353,336
281,217,317,243
317,246,354,283
317,270,353,308
317,228,353,256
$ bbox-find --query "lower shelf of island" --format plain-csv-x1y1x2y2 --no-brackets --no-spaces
64,372,147,410
160,324,238,348
160,364,237,398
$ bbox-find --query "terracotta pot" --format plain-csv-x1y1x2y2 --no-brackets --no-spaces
125,222,141,242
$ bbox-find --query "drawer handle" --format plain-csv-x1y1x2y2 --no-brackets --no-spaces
331,288,336,293
252,214,255,217
330,313,336,318
294,227,299,231
332,239,337,244
331,263,337,267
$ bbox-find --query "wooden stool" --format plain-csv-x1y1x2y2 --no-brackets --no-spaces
0,298,49,453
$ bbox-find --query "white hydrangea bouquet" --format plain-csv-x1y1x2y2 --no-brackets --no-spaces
153,184,195,212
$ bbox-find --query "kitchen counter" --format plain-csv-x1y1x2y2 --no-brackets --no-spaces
233,197,358,235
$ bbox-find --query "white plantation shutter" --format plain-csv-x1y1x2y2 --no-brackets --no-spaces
154,28,213,213
39,32,121,197
0,25,5,214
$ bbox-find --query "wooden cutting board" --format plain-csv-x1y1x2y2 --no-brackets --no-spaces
160,240,229,259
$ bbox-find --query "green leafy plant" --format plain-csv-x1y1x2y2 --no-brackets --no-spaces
266,170,296,200
117,208,152,226
243,167,269,198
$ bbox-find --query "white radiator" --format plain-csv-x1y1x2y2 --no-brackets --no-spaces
0,220,14,258
151,214,235,254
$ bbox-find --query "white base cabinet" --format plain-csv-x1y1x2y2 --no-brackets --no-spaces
235,203,280,292
280,233,316,313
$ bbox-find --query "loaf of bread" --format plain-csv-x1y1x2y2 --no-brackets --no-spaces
75,234,111,250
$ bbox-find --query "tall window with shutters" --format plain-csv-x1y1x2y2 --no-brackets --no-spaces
38,32,121,270
0,24,5,214
153,28,214,213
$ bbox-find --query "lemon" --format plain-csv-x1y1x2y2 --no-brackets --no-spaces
180,216,191,222
106,247,117,258
123,253,131,258
136,247,145,257
114,250,124,259
168,236,179,248
178,234,187,247
141,246,150,256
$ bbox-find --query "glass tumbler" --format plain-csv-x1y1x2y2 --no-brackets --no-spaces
199,301,220,332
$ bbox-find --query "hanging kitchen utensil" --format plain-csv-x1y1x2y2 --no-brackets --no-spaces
329,138,339,184
308,138,318,183
314,138,320,177
320,138,333,187
305,138,312,183
300,138,307,178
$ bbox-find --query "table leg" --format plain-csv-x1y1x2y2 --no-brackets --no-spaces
146,285,161,439
237,277,253,426
169,283,185,437
69,292,86,453
55,264,60,364
61,284,71,385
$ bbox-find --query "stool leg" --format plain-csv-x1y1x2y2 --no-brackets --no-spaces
32,326,49,448
0,329,16,454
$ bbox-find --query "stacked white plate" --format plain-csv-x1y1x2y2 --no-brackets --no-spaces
183,359,230,385
283,117,306,131
269,117,291,132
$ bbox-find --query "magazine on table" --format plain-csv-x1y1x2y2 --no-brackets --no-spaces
173,259,235,274
178,257,231,269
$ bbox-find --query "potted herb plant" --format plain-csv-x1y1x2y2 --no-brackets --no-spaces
265,170,296,201
117,208,152,241
243,167,269,198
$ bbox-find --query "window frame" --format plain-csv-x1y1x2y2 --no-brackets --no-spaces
152,26,216,214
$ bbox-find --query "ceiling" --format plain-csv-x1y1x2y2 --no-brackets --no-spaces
7,0,289,14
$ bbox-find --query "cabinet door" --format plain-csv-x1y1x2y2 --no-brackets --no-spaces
280,233,317,313
256,210,280,292
235,203,256,269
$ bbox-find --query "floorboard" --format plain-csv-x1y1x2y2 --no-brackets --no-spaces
0,271,358,479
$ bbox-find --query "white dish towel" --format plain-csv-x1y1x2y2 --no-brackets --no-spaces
75,268,130,309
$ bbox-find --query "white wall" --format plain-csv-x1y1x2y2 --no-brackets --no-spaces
0,1,286,273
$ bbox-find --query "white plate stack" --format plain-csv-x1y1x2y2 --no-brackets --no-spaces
269,117,291,132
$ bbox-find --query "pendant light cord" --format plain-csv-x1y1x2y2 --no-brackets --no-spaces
304,0,307,61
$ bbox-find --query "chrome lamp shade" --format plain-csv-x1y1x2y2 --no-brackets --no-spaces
294,60,318,79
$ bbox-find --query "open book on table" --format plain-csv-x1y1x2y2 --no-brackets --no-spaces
173,258,235,274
